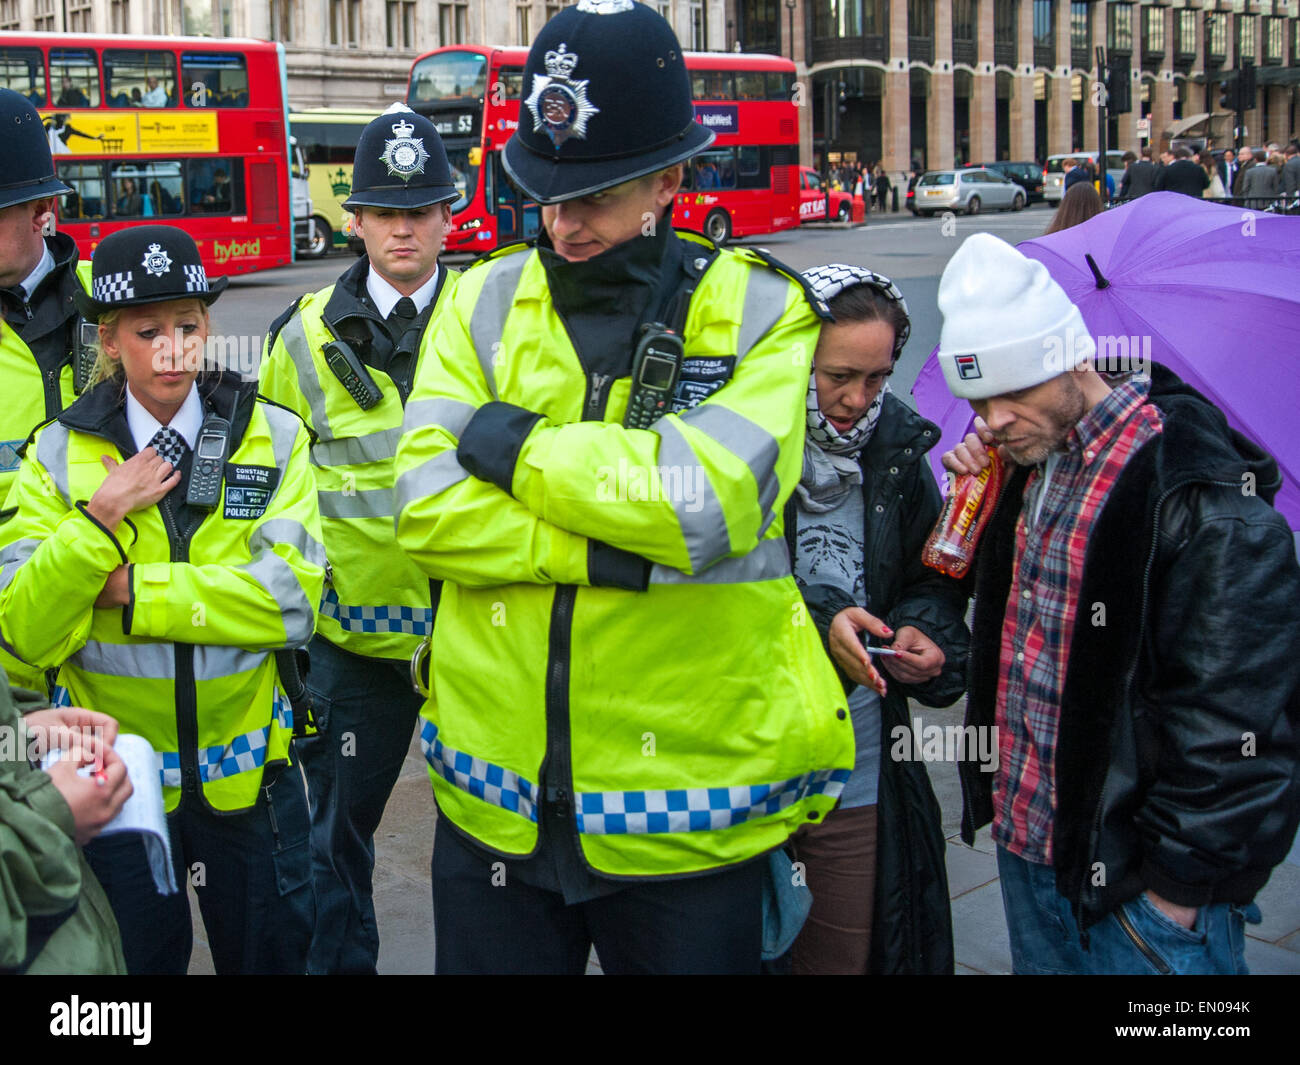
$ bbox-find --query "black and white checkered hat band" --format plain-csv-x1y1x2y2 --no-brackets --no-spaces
92,271,135,303
183,264,209,293
801,263,910,355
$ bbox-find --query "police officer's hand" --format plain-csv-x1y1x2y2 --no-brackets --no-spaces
87,448,181,530
879,625,945,685
940,416,1005,477
94,566,130,608
24,706,120,747
43,732,132,846
828,607,890,697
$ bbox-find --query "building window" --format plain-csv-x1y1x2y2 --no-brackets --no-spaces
1032,0,1053,49
1237,14,1255,62
1107,3,1132,53
907,0,932,39
546,3,564,19
0,0,20,31
270,0,292,41
1176,10,1195,56
995,0,1017,49
110,0,130,34
516,4,530,46
1142,6,1164,56
1266,17,1284,63
330,0,342,45
689,0,706,50
388,2,417,48
439,2,468,45
1206,14,1227,60
34,0,55,32
953,0,975,42
1070,2,1089,52
68,0,93,32
740,0,780,51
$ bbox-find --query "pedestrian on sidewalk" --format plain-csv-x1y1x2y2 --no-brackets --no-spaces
936,233,1300,975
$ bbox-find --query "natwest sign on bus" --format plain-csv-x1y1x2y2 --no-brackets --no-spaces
693,104,738,135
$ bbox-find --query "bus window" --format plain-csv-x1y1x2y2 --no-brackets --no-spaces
104,50,178,108
690,70,731,101
692,150,735,190
56,161,106,220
734,72,765,101
110,161,184,216
51,49,100,108
444,144,479,213
736,145,762,185
498,67,524,100
765,72,794,101
293,120,368,164
188,158,245,214
410,51,487,104
0,47,46,106
182,52,248,108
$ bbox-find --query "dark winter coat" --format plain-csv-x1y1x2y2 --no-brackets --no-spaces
787,393,971,974
959,365,1300,933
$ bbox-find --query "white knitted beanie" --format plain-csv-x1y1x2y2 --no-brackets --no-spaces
937,233,1096,400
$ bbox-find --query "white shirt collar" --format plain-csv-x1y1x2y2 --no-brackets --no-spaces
365,263,441,319
20,244,55,301
125,383,204,454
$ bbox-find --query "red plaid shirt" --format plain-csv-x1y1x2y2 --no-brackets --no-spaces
992,379,1163,864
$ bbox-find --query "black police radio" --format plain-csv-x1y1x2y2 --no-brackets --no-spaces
623,323,684,430
323,337,384,411
186,412,231,509
73,319,98,394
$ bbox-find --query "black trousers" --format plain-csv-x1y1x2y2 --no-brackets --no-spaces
430,822,764,975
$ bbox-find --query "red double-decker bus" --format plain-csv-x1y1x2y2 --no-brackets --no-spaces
405,45,800,254
0,33,293,277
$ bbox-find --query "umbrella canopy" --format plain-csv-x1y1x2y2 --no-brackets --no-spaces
912,192,1300,534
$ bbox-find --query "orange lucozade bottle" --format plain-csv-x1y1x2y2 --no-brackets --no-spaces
922,449,1006,578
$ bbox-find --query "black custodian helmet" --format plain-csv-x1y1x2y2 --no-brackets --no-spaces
0,88,73,210
503,0,714,203
73,225,227,321
343,103,459,210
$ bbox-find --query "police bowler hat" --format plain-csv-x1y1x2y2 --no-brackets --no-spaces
73,225,228,321
343,104,459,211
0,88,73,210
503,0,714,204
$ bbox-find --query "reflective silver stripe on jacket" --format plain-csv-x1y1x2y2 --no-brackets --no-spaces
654,417,731,573
649,537,790,585
317,487,396,520
394,452,469,518
254,517,327,571
70,640,266,681
402,398,476,440
311,426,404,468
275,313,333,439
259,404,304,512
678,402,782,532
237,549,315,646
0,538,40,595
469,253,530,397
734,266,795,368
35,423,71,504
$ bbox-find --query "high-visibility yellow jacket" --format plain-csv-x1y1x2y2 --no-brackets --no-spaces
258,262,456,661
394,235,854,878
0,242,93,693
0,375,325,814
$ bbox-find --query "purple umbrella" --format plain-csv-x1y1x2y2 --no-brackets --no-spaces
912,192,1300,533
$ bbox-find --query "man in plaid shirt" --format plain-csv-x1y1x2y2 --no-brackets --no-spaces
937,233,1300,975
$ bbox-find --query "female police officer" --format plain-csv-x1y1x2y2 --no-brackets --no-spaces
0,225,324,974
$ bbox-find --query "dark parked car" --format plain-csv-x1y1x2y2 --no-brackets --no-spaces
969,160,1046,204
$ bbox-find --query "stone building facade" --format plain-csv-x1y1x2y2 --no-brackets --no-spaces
731,0,1300,172
0,0,729,108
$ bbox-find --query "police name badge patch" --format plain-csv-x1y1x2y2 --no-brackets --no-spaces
525,44,600,149
955,354,982,380
669,356,736,414
222,463,279,519
381,117,430,182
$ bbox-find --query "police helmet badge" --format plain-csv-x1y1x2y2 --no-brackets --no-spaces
575,0,634,11
524,44,600,149
380,116,431,181
142,242,173,277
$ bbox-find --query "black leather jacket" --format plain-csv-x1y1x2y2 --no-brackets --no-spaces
960,365,1300,931
789,394,971,973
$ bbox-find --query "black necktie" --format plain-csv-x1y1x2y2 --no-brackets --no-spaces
388,296,417,328
148,426,187,467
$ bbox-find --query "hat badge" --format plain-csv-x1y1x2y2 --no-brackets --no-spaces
525,43,600,149
142,242,172,277
576,0,634,11
380,116,430,181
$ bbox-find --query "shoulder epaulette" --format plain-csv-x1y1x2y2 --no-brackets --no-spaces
264,296,303,353
731,246,833,321
465,237,536,272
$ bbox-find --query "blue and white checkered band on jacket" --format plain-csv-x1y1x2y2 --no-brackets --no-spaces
183,264,209,292
92,271,134,303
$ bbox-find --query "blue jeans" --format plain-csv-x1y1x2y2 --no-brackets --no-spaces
84,763,313,975
997,846,1258,975
296,635,422,974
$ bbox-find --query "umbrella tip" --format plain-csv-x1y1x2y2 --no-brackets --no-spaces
1084,253,1110,290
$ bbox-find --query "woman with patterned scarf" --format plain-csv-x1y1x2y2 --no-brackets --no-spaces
783,265,971,974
